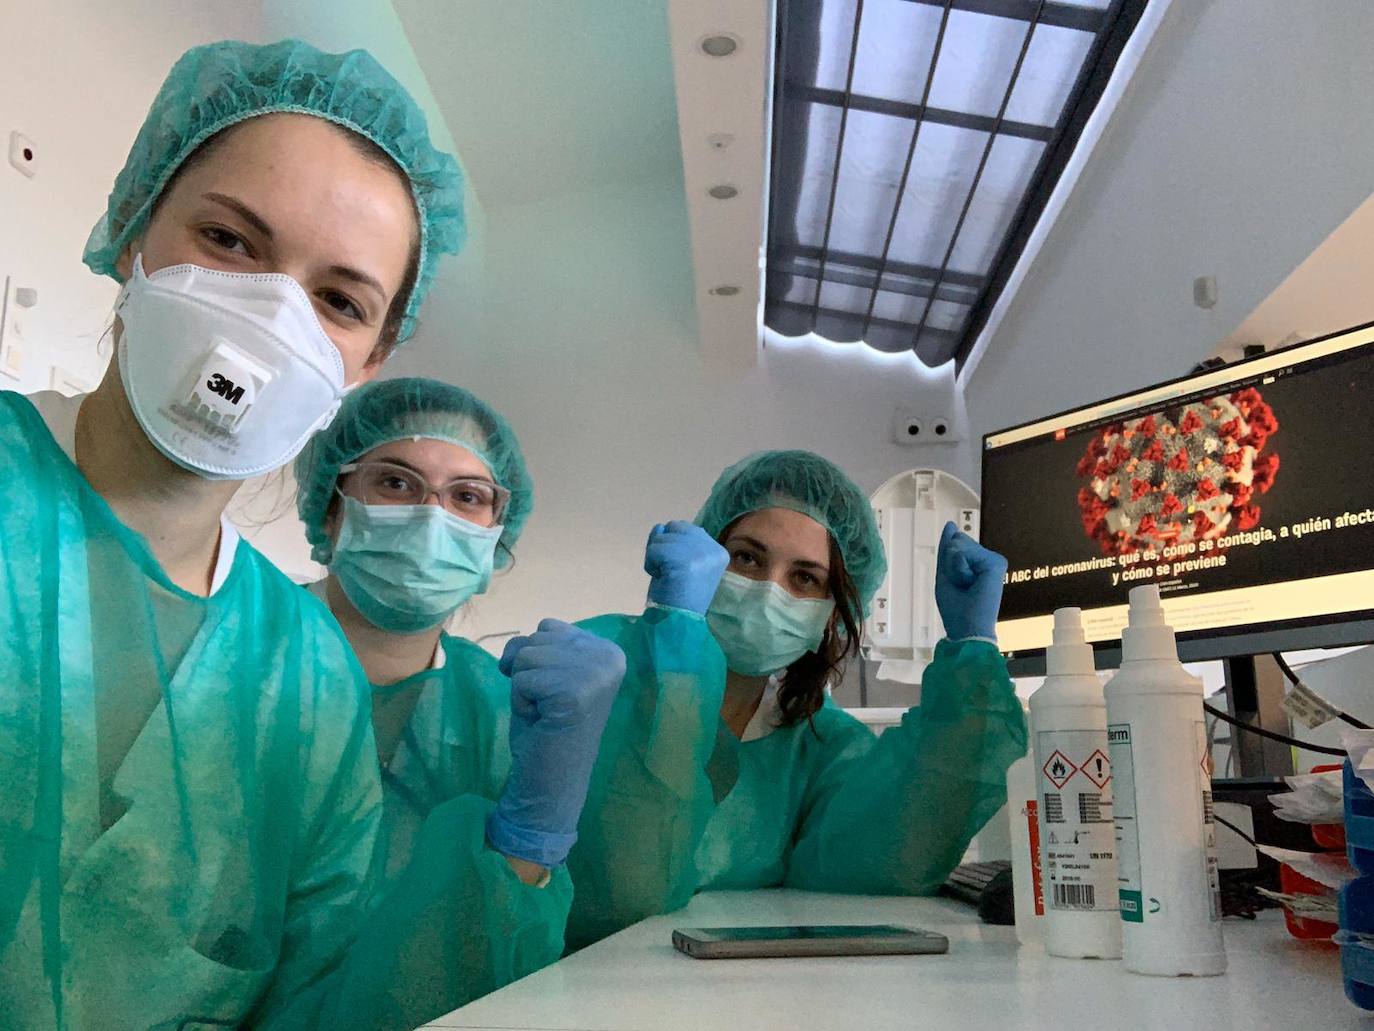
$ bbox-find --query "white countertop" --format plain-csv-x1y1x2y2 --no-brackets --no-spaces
422,890,1355,1031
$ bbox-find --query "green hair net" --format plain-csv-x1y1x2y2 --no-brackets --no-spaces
296,377,531,567
695,450,887,614
83,38,464,341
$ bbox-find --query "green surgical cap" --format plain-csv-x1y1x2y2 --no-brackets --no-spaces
83,38,465,341
296,377,531,567
696,450,887,614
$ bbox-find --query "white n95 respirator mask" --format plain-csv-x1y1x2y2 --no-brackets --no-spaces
114,254,349,480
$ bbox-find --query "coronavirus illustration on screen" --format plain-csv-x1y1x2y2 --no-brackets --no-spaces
1075,388,1280,556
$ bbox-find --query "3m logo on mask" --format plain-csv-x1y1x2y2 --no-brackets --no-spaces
185,339,273,434
206,372,245,406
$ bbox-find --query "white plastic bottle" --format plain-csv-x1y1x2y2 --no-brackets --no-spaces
1104,585,1225,976
1029,608,1122,959
1005,708,1045,947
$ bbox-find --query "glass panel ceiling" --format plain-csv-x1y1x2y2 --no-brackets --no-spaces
765,0,1148,367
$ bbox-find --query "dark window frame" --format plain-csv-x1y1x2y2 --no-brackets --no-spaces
764,0,1152,369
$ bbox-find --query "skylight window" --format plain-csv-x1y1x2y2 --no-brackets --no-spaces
765,0,1149,368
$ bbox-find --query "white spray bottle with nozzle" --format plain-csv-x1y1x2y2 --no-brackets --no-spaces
1104,585,1225,976
1029,607,1122,959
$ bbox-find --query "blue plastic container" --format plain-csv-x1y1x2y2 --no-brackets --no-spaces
1340,761,1374,1008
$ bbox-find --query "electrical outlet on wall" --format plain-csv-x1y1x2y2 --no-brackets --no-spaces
893,407,962,445
926,415,962,443
8,132,37,178
892,410,927,445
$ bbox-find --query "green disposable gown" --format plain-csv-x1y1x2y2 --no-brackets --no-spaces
573,613,1025,944
259,635,572,1031
0,391,380,1031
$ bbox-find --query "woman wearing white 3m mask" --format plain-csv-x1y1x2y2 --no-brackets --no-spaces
0,40,466,1030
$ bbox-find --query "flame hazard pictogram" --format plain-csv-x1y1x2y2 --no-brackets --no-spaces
1042,749,1077,790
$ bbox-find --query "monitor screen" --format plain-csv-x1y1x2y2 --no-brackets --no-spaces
981,322,1374,659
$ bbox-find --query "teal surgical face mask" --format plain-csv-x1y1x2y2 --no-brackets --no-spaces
706,570,835,677
331,496,502,635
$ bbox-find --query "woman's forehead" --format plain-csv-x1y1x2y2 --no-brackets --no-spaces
731,507,831,564
359,437,492,480
170,114,415,295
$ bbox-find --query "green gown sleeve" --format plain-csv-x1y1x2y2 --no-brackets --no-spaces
784,638,1027,894
566,606,735,951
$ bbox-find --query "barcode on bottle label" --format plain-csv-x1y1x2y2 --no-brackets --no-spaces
1053,883,1096,909
1038,729,1119,913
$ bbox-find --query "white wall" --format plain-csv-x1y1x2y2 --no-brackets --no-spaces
964,0,1374,456
0,1,263,394
387,176,965,641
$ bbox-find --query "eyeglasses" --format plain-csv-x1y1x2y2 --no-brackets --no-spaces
338,460,510,526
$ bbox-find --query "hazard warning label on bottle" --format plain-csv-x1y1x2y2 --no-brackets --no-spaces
1036,729,1118,913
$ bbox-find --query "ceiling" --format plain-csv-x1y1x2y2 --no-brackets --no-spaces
394,0,686,209
394,0,770,372
392,0,1154,379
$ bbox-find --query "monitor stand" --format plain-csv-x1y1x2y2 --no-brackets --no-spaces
1222,654,1295,778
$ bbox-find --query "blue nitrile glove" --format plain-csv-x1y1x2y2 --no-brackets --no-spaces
487,619,626,868
644,520,729,615
934,521,1008,642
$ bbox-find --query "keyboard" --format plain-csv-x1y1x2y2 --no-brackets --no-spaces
941,860,1015,925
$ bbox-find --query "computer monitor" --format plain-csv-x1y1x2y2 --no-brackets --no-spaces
981,321,1374,670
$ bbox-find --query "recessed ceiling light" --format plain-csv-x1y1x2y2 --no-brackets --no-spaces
710,285,741,296
708,184,738,200
700,34,739,57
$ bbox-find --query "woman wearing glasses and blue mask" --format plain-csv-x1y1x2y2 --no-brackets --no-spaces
568,450,1027,949
289,377,625,1028
0,39,473,1030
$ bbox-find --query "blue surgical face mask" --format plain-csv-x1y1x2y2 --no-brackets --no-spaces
706,571,836,677
331,496,502,635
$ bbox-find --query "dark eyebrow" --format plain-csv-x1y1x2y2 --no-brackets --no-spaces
365,456,494,484
203,192,389,306
370,456,423,475
328,264,389,305
727,534,770,554
727,534,828,573
203,192,274,240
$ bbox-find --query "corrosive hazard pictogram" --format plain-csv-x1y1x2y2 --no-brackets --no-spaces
1082,749,1111,789
1042,749,1077,790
